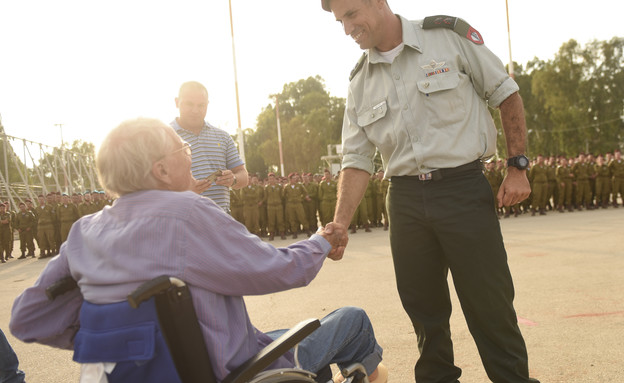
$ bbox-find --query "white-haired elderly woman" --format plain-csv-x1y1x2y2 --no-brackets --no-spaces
10,118,387,383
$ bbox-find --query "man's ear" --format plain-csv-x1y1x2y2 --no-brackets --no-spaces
152,160,172,187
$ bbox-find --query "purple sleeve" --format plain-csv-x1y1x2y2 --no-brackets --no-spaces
10,250,83,349
182,198,331,296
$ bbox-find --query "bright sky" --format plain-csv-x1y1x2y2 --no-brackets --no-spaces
0,0,621,152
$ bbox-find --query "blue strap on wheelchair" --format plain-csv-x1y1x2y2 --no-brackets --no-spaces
73,298,182,383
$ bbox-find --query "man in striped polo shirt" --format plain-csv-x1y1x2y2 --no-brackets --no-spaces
172,81,248,212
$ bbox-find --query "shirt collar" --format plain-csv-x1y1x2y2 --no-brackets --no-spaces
368,15,422,64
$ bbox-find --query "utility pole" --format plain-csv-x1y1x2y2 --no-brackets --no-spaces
275,96,285,177
505,0,514,77
228,0,246,163
55,123,64,147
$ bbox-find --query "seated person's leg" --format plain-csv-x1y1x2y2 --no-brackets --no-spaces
267,306,384,379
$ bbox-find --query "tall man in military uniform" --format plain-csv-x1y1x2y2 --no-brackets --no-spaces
318,169,338,226
265,173,287,240
321,1,538,382
302,173,320,232
556,157,574,212
283,173,311,239
529,154,549,215
572,153,592,210
57,193,80,244
0,204,12,263
35,194,56,258
14,202,36,259
609,149,624,207
241,175,262,236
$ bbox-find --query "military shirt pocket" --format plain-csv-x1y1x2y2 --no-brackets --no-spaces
357,99,387,127
417,73,460,94
416,73,465,128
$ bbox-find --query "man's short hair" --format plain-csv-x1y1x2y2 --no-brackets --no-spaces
96,117,175,198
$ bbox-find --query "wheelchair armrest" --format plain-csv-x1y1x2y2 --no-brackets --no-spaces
46,276,78,300
222,318,321,383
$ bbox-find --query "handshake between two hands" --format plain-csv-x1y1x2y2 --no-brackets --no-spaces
317,222,349,261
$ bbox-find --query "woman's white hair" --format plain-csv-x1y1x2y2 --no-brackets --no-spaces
96,117,175,197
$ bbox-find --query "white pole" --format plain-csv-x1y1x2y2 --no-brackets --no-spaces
228,0,245,162
505,0,514,77
275,96,285,177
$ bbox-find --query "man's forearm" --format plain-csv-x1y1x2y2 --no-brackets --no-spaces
333,168,370,227
499,92,527,157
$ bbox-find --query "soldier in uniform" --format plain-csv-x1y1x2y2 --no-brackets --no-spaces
229,188,245,224
25,199,39,253
265,173,287,240
609,149,624,207
572,153,592,210
593,154,611,208
241,174,262,236
546,156,557,211
555,157,574,212
302,173,320,232
57,193,81,244
484,161,502,216
528,155,549,215
318,169,337,226
14,202,36,259
377,170,390,230
283,173,311,239
35,194,57,258
0,204,12,263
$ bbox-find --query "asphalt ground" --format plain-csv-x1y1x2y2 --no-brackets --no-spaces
1,207,623,382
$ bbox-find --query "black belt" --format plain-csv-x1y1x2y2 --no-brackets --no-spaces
394,160,484,182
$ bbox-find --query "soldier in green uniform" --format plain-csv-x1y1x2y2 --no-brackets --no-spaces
57,193,81,244
14,202,36,258
609,149,624,207
318,169,337,226
283,173,310,239
546,156,557,211
484,161,502,215
230,188,245,224
35,194,57,258
265,173,287,240
0,204,12,262
572,153,592,210
241,175,262,236
377,170,389,230
555,157,574,212
25,199,39,253
302,173,320,232
78,192,97,217
528,155,549,215
349,196,371,234
594,154,611,208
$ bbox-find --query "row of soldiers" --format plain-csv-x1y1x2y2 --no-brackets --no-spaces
230,168,390,240
0,191,113,263
485,149,624,217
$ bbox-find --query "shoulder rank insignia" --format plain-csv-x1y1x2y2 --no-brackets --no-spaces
349,52,368,81
422,15,484,45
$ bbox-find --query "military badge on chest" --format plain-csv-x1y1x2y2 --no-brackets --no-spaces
421,59,450,78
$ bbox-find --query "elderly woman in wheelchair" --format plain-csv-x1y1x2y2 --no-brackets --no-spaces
10,118,387,383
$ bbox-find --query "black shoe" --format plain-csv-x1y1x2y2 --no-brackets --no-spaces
18,254,27,259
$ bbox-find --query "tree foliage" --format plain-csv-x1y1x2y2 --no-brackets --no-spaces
242,76,344,176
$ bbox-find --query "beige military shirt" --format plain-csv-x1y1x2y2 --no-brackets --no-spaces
341,15,519,177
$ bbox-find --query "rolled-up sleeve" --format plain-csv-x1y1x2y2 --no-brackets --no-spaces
340,89,377,175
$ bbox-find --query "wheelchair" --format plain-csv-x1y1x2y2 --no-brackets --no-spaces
47,276,371,383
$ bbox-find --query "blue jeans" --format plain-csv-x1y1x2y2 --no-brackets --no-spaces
266,306,383,376
0,329,25,383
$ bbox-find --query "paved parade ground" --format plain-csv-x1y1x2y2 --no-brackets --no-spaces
1,207,623,382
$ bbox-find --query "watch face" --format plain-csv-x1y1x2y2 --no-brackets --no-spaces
518,156,529,168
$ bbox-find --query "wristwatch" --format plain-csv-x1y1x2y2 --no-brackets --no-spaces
231,174,238,187
507,154,530,170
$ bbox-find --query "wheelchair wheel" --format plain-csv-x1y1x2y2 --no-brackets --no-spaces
248,368,317,383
